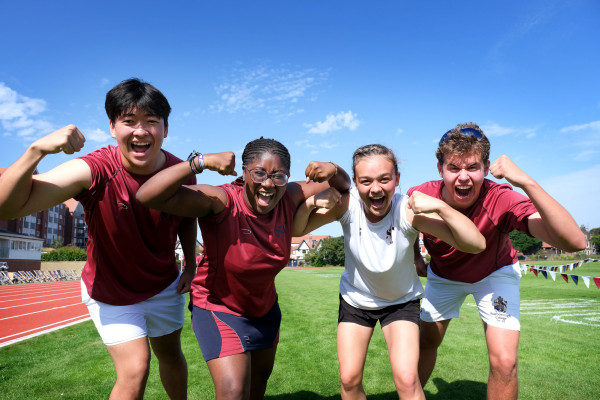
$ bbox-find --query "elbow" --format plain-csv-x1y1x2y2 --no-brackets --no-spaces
461,238,486,255
135,188,152,207
567,234,587,253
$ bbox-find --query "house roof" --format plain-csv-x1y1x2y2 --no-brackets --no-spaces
291,234,330,249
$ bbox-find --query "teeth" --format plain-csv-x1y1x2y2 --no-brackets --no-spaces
132,142,150,147
457,186,470,190
259,192,274,197
371,196,384,200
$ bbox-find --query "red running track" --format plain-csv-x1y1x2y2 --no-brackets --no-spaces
0,280,90,347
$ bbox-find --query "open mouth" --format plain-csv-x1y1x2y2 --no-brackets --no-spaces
370,195,386,210
131,142,151,154
455,185,472,199
257,191,275,207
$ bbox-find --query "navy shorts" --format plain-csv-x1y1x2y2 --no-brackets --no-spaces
338,295,420,328
190,302,281,361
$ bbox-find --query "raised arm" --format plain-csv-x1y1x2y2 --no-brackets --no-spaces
0,125,89,218
136,151,237,218
288,161,351,207
490,155,586,252
407,191,486,254
292,188,347,237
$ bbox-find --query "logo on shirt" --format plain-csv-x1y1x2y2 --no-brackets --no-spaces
241,228,252,235
117,202,129,210
275,224,285,238
493,296,507,313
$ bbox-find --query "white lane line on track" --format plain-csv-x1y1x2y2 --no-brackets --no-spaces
0,288,80,299
0,295,82,310
0,315,91,347
0,303,85,321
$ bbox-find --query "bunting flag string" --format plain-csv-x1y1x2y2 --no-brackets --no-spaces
520,258,599,288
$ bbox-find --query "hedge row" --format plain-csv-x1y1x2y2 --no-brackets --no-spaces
41,246,87,261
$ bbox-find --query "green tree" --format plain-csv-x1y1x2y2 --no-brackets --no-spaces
591,236,600,253
589,227,600,236
51,236,64,249
305,236,345,267
509,230,542,255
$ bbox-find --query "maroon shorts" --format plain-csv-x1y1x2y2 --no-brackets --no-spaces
190,302,281,361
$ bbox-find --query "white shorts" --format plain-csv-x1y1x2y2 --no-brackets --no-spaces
420,262,521,331
81,276,185,345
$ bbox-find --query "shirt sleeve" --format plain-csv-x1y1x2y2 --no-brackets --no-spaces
488,185,538,235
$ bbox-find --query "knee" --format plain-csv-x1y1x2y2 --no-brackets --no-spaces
339,369,363,392
115,357,151,394
490,353,518,378
393,370,420,393
216,378,249,400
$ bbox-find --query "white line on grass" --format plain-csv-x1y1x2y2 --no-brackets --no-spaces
465,299,600,327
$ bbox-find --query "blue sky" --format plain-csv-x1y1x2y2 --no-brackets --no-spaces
1,0,599,238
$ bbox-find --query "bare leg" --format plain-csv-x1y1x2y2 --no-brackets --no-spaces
106,337,151,400
249,346,278,400
484,323,519,400
418,319,451,387
382,321,424,399
206,353,252,400
337,322,374,400
149,328,188,399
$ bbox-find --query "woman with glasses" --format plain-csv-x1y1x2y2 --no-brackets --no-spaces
136,137,350,400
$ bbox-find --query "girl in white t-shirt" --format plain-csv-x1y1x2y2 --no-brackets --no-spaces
293,144,485,400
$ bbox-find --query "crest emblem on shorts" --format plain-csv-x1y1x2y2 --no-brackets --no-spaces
493,296,507,313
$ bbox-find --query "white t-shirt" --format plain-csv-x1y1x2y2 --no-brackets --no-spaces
338,187,424,310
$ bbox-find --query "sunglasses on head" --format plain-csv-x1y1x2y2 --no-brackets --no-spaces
439,127,483,146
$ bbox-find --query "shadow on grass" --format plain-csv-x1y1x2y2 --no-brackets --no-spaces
266,391,398,399
424,377,487,399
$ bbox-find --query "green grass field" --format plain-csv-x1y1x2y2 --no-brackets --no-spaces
1,261,599,399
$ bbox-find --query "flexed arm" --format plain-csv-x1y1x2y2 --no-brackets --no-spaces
0,125,89,218
288,161,351,207
292,188,345,237
490,155,586,252
136,151,237,218
408,191,486,254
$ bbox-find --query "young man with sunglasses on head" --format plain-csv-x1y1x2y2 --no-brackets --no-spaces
408,122,585,400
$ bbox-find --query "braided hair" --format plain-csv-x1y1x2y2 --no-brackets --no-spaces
242,137,291,172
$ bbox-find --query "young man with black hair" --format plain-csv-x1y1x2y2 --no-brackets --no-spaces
0,78,196,399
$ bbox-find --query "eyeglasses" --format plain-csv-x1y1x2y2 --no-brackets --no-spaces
439,127,483,146
243,166,289,186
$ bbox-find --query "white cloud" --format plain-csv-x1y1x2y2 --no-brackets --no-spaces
481,122,537,138
560,120,600,133
86,128,111,143
0,82,54,140
538,164,600,229
560,120,600,161
210,64,327,119
304,111,360,134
